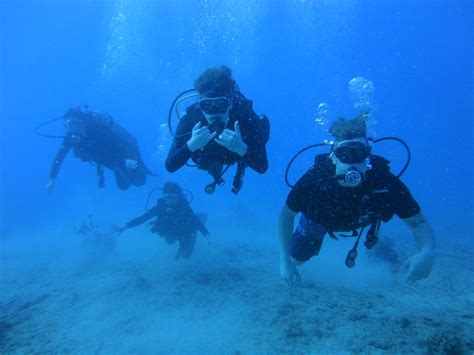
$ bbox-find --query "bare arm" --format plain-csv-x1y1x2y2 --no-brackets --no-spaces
278,204,301,286
402,212,435,254
401,212,435,283
279,204,298,263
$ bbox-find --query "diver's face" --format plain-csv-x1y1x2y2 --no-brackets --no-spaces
331,138,371,187
199,94,232,133
163,193,180,208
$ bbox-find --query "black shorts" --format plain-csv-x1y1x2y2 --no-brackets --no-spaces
290,215,327,262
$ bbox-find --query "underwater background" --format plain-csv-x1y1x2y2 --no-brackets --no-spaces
1,0,473,353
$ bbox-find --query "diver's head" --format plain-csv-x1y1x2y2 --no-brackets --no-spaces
195,66,235,134
63,107,87,141
329,111,372,187
162,181,184,208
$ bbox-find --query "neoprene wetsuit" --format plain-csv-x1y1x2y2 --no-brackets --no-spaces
165,95,269,178
125,198,209,258
49,112,152,190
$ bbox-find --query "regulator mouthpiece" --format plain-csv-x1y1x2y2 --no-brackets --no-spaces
344,168,363,186
208,118,227,135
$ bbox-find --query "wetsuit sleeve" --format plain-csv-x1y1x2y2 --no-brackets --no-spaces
184,204,209,236
165,115,194,172
388,175,421,219
49,138,73,180
195,216,209,236
242,112,268,174
125,206,158,228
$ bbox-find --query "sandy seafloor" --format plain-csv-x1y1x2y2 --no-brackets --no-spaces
1,223,473,354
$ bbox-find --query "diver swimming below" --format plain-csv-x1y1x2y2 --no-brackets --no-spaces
110,182,209,259
279,111,436,287
37,106,156,194
165,66,270,195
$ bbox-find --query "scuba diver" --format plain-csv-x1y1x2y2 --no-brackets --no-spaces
165,66,270,195
110,182,209,259
279,111,436,287
43,106,155,194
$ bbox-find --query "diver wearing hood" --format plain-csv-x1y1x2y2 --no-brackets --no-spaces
278,112,436,287
165,66,270,194
46,106,154,194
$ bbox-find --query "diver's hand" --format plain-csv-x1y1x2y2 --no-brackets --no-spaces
46,178,55,196
110,224,127,236
403,249,434,284
280,260,301,287
125,159,138,170
215,121,248,156
187,122,217,152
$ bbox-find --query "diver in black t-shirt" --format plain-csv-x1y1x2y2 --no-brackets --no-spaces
279,112,435,286
110,182,209,259
165,66,269,194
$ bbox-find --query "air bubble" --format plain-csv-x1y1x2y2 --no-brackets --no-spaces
153,123,170,162
348,77,375,111
313,102,329,127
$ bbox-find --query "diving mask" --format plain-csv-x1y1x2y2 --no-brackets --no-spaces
332,140,372,187
199,96,232,114
333,141,371,164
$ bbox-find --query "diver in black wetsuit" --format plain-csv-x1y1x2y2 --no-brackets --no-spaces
46,106,154,194
110,182,209,259
165,66,270,194
279,112,436,286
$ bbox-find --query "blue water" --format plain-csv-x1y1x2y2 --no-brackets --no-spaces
1,1,473,353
